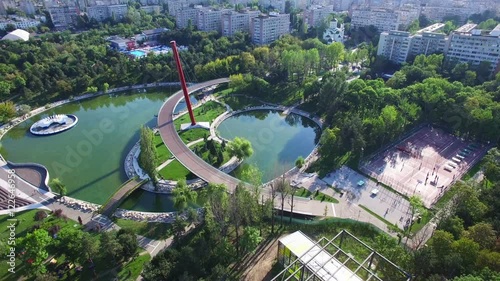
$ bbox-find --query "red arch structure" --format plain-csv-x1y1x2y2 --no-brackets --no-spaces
170,40,196,126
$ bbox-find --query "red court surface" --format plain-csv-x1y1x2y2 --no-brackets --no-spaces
360,126,488,208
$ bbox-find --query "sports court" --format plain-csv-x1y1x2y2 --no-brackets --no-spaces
360,126,488,208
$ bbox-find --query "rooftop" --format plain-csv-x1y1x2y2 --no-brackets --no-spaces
416,23,445,34
455,23,477,33
273,230,411,281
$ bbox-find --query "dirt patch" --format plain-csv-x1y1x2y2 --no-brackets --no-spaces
240,235,284,281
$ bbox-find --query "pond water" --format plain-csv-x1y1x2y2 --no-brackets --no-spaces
217,110,321,182
1,89,200,212
2,93,320,212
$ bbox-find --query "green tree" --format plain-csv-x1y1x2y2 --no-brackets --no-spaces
0,101,16,122
80,232,99,261
465,222,497,250
295,156,305,168
227,137,253,160
20,229,52,276
240,227,262,254
172,215,188,242
117,229,138,259
172,178,197,211
139,126,158,183
99,231,123,263
49,178,67,199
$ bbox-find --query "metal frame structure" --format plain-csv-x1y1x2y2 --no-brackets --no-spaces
170,40,196,126
272,230,412,281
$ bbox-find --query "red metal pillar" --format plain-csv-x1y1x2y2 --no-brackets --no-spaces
170,40,196,126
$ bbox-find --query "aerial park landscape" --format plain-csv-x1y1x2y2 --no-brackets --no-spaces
1,9,500,280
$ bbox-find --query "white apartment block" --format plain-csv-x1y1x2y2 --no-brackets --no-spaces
420,5,470,23
351,8,399,32
0,17,40,30
304,5,333,27
87,4,109,22
377,23,448,64
222,10,261,37
196,8,232,32
323,19,344,44
175,6,199,29
107,5,128,20
409,24,448,58
251,12,290,45
377,30,412,64
446,24,500,73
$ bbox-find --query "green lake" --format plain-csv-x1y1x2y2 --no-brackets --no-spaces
2,92,320,212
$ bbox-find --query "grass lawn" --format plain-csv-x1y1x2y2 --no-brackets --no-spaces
461,159,484,181
178,128,209,144
220,95,263,111
295,187,339,203
174,101,226,130
116,252,151,281
154,133,172,163
359,205,397,229
158,159,196,181
114,219,172,240
213,87,233,98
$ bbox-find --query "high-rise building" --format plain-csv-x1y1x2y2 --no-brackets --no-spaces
251,12,290,45
175,6,199,29
196,7,232,32
446,23,500,73
351,8,400,32
304,5,333,27
258,0,286,12
377,23,447,64
46,1,78,29
221,10,261,37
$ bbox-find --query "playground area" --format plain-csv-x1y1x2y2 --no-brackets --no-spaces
360,126,488,208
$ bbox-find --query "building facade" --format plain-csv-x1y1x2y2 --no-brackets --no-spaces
304,5,333,27
323,19,344,43
446,24,500,73
0,17,40,30
196,7,232,32
351,8,399,32
251,12,290,45
47,4,78,29
221,10,261,37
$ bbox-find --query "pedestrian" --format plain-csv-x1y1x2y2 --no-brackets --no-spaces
78,216,83,225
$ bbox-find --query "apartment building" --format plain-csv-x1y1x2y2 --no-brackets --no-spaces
87,2,109,22
446,23,500,73
221,10,261,37
46,2,78,29
351,8,400,32
196,7,232,32
409,23,448,58
140,5,161,14
0,16,40,30
107,4,128,20
377,23,447,64
175,6,200,29
251,12,290,45
304,5,333,27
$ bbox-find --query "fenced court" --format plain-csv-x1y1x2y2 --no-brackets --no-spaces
360,126,488,208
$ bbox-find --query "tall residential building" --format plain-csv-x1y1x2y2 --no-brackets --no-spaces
175,6,200,29
446,23,500,73
87,2,109,22
221,10,261,37
377,30,412,64
46,1,79,29
351,8,400,32
251,12,290,45
196,7,232,32
107,4,128,20
304,5,333,27
409,23,448,58
377,23,447,64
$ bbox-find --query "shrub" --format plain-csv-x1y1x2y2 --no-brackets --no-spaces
53,209,63,218
34,210,47,221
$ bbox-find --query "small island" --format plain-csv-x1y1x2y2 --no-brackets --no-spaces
30,114,78,136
